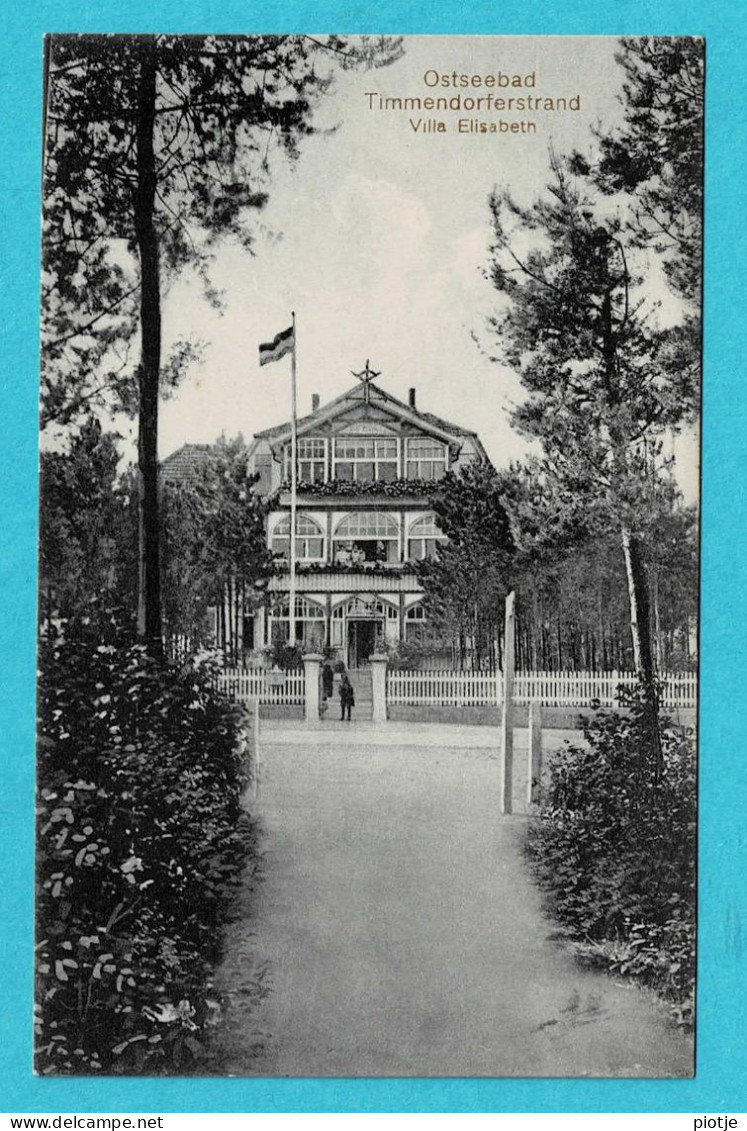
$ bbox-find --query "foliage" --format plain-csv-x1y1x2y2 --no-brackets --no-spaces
279,560,413,578
42,34,403,428
384,637,455,670
501,466,698,671
488,157,697,509
386,455,696,674
276,477,440,498
162,435,274,661
487,151,700,761
416,463,514,668
39,419,138,623
571,36,703,303
265,639,305,670
36,611,252,1074
525,690,696,1021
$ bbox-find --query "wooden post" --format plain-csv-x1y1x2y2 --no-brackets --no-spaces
289,312,298,645
527,700,542,809
252,697,261,801
500,590,515,815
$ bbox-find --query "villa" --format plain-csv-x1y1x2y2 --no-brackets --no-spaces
245,366,488,668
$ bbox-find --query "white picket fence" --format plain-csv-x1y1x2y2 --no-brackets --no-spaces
215,667,305,705
215,665,696,711
387,669,501,706
514,670,696,708
387,669,697,709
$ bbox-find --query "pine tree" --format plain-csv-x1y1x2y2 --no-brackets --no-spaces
571,36,704,304
487,157,696,768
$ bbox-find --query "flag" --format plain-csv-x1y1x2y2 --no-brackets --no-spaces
259,324,294,366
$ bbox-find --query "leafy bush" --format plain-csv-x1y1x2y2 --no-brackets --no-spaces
273,476,438,498
264,639,305,670
526,689,696,1023
36,611,253,1074
385,638,459,670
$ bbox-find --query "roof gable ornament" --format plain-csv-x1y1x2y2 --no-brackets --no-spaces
351,359,381,404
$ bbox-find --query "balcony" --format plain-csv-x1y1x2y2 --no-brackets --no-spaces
273,476,444,507
268,567,422,594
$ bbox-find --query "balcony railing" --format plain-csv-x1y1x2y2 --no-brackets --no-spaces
272,476,446,499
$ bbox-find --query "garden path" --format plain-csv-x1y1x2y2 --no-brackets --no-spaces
208,721,693,1077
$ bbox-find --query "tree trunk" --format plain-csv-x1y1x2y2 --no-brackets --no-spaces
651,566,663,669
134,41,162,651
621,525,662,773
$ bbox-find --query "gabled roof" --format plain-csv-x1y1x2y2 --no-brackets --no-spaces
253,382,479,446
417,411,478,439
160,443,212,486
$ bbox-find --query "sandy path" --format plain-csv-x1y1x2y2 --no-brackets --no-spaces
209,724,693,1078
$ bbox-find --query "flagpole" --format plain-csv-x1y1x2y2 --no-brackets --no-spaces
289,311,298,647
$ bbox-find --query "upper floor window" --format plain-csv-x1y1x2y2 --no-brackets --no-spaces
271,513,324,560
407,514,444,561
285,437,327,483
406,438,446,481
332,511,399,564
333,437,398,483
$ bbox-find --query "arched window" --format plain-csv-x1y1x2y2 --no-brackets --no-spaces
332,512,399,564
272,595,325,620
268,595,325,651
407,514,444,561
405,602,427,642
271,513,324,560
330,596,397,647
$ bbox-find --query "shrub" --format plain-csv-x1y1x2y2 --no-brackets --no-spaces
265,639,304,670
526,689,696,1023
36,611,253,1074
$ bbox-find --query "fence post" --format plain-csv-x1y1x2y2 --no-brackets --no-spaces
370,652,388,722
302,653,323,721
251,697,261,800
500,591,516,815
527,700,542,809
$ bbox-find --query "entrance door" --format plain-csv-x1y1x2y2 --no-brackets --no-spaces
347,619,379,668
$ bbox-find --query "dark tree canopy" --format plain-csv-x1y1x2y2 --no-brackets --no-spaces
571,36,704,303
162,435,274,662
42,33,403,427
416,463,515,669
488,156,696,519
39,419,138,622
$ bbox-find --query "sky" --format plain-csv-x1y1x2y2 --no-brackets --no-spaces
138,36,698,501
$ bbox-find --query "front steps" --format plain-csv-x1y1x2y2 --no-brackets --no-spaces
345,668,373,721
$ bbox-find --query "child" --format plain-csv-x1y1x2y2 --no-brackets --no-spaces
339,671,355,721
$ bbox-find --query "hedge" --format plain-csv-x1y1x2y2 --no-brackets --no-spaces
525,690,696,1026
36,613,253,1073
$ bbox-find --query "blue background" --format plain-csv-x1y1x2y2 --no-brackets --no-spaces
2,0,744,1114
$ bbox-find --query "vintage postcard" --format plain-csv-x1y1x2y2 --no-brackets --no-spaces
36,34,701,1078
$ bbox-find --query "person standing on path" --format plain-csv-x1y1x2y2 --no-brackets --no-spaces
339,671,355,721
